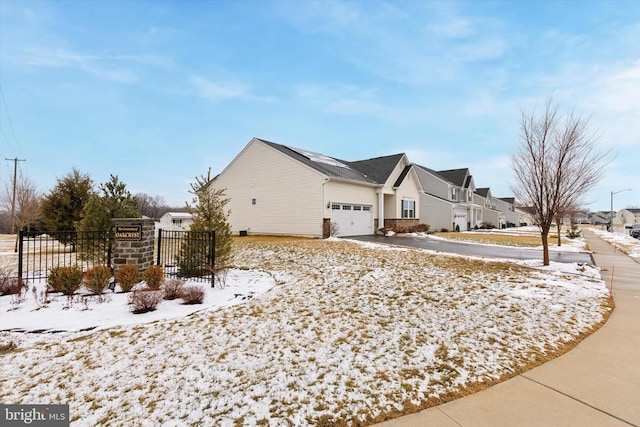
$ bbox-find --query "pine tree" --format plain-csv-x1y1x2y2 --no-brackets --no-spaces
76,175,140,265
40,168,94,232
177,168,233,278
76,175,139,232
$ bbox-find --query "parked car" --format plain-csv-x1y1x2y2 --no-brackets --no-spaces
630,224,640,239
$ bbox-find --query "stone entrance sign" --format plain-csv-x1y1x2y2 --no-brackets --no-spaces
112,218,156,274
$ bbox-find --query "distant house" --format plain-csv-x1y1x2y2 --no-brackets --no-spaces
413,166,483,231
619,208,640,226
156,212,194,234
208,138,423,238
474,188,502,228
589,211,613,225
494,197,520,227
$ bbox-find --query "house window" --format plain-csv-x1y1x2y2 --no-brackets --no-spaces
353,205,362,211
172,219,183,226
467,191,472,202
332,204,341,210
342,205,352,211
450,188,456,201
362,206,371,211
402,199,415,219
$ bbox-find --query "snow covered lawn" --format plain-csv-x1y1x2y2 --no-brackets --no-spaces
1,238,611,426
591,228,640,260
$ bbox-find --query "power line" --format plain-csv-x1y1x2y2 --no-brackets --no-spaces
5,157,25,233
0,85,23,158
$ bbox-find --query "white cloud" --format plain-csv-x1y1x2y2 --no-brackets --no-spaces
190,76,250,100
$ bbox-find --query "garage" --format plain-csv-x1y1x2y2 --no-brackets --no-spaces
331,203,374,236
453,211,467,232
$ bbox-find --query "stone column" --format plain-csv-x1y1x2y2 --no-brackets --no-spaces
112,218,156,274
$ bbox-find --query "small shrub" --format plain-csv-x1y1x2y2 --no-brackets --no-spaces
1,272,25,296
116,264,140,292
83,266,112,295
179,286,205,304
440,228,450,233
128,289,163,314
143,266,165,290
567,226,581,239
163,278,185,300
48,266,83,295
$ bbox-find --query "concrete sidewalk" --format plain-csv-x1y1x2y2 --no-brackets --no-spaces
377,229,640,427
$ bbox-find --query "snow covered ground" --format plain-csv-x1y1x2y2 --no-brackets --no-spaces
590,227,640,260
1,237,611,426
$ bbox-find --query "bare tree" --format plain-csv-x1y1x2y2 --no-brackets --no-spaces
135,193,167,218
511,97,608,265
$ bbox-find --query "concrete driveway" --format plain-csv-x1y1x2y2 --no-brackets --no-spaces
348,234,594,264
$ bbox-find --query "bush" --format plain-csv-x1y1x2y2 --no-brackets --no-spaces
128,289,163,314
83,266,112,295
115,264,140,292
567,227,581,239
179,286,205,304
143,266,165,290
48,266,83,295
1,267,24,295
163,278,185,300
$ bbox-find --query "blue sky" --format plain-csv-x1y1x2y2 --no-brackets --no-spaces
1,0,638,211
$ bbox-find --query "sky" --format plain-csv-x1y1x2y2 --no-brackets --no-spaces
0,0,638,211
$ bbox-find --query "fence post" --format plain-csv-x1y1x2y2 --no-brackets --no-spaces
156,229,163,266
210,230,216,288
17,230,24,284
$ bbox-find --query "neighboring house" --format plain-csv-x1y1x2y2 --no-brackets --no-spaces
474,188,502,228
589,211,613,225
514,206,535,226
208,138,423,238
156,212,194,234
573,210,591,224
494,197,519,227
413,165,483,231
619,208,640,226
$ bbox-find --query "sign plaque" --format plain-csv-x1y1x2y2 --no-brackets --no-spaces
114,224,142,241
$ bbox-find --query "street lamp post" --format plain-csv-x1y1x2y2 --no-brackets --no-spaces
610,189,633,232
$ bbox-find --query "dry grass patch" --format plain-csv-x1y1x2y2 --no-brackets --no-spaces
0,238,611,426
434,231,569,247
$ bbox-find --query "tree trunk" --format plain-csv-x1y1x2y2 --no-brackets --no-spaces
556,223,562,247
542,231,550,266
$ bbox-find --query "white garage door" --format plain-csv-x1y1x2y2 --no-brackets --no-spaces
453,212,467,232
331,203,373,236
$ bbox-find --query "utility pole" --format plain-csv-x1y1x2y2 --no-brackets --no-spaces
5,157,26,233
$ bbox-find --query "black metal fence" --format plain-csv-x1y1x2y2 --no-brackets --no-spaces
156,229,216,286
15,229,216,287
18,230,113,283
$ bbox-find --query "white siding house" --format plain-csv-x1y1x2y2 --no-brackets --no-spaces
209,138,422,238
156,212,194,235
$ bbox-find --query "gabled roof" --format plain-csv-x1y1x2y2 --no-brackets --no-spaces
437,168,470,188
475,187,491,198
258,138,406,186
622,208,640,214
498,197,515,204
393,165,412,188
347,153,406,184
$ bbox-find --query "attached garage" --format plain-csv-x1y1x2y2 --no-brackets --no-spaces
453,211,467,232
331,203,374,236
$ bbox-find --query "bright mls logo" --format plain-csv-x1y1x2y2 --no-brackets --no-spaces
1,404,69,426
